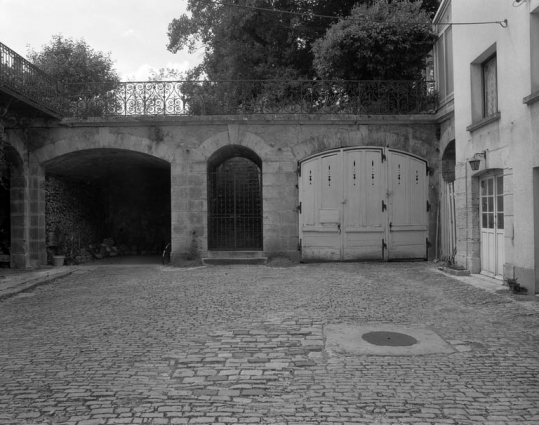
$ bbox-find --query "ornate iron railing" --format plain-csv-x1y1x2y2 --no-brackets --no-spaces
0,41,64,115
64,80,437,117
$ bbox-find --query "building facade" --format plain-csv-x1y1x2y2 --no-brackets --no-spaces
1,41,441,268
435,0,539,293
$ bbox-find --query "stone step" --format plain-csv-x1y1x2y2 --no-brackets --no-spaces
206,251,265,259
202,257,267,266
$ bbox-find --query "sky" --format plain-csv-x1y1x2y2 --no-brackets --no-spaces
0,0,204,81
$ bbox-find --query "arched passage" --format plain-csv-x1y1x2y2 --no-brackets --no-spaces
43,148,171,263
0,145,28,268
207,145,263,251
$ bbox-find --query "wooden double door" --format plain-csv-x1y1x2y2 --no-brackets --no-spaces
299,147,429,261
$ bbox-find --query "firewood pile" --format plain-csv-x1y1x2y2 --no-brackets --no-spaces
45,176,104,265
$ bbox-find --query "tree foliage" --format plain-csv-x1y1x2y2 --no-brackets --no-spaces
27,35,121,116
147,67,187,81
167,0,439,81
312,0,436,80
27,35,120,86
168,0,362,80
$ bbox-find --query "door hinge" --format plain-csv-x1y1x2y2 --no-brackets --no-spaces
381,152,387,163
297,162,301,176
297,202,302,214
382,239,387,250
382,200,387,212
427,200,431,212
389,222,393,232
426,238,432,248
426,165,432,176
298,239,302,251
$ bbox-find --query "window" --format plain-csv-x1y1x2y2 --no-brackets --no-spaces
467,44,500,131
482,55,497,117
433,2,454,101
526,6,539,103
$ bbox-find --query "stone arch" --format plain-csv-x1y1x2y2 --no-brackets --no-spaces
208,144,262,170
197,126,272,161
32,133,174,266
291,127,438,163
32,133,176,166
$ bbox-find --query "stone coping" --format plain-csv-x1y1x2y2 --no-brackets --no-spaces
52,113,438,127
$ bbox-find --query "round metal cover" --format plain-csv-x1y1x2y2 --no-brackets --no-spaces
362,331,418,347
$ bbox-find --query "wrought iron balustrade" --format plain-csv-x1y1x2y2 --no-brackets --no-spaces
0,41,64,116
64,79,437,118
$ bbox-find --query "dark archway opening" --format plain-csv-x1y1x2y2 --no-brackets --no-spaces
44,149,171,264
442,140,456,183
208,146,263,251
0,145,27,268
0,171,10,266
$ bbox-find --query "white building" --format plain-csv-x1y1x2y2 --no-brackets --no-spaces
435,0,539,294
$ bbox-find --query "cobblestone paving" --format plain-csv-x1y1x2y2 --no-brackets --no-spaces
1,262,538,425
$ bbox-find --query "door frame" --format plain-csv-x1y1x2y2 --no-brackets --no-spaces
479,173,504,278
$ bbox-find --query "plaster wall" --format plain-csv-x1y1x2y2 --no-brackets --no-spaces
25,115,439,265
451,1,539,292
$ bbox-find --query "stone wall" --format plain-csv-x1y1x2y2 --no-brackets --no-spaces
27,115,439,265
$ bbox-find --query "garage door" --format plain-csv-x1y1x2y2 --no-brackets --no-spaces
299,147,429,261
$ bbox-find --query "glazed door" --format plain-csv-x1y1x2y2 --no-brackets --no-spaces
480,175,504,278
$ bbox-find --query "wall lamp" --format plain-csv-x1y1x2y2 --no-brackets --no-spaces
468,151,486,171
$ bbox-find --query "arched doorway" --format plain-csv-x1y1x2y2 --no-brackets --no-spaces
43,149,171,264
208,146,263,251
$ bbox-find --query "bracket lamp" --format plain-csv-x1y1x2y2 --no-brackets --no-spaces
468,151,486,171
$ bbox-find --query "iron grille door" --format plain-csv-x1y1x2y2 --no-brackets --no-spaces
208,158,263,250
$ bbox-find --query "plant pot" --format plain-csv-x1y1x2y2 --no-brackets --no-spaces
52,255,65,267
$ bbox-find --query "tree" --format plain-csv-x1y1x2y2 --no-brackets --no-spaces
167,0,362,81
27,35,120,86
167,0,439,82
27,35,121,116
148,68,186,81
312,0,437,81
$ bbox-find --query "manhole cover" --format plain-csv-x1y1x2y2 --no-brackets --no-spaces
362,331,417,347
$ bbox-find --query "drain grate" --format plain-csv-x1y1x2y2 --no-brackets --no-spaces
362,331,418,347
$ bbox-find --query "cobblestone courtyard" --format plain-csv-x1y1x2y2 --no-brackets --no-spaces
1,262,538,425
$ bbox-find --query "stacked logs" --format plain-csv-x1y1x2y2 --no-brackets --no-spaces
45,176,105,264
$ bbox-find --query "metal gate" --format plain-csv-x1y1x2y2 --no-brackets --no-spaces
208,157,263,250
299,147,429,261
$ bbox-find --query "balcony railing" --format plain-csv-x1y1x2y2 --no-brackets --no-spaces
64,80,437,118
0,40,436,119
0,41,64,116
